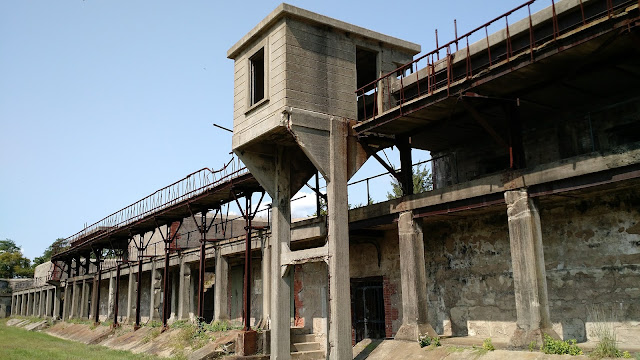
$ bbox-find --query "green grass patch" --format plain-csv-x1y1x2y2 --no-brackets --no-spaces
0,318,158,360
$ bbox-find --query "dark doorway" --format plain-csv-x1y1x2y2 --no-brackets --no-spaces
351,277,385,343
356,47,379,121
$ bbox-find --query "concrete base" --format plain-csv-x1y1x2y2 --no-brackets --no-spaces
236,330,258,356
509,327,560,349
394,323,437,341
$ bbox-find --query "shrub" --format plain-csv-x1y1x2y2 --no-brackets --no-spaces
540,334,583,356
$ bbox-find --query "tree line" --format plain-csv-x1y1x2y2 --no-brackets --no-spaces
0,238,67,278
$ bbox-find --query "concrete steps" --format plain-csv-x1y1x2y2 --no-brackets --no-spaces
290,328,324,360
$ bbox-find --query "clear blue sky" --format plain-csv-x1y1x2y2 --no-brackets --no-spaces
0,0,549,261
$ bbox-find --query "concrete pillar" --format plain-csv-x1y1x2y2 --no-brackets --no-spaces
261,236,271,327
107,272,116,319
45,289,51,317
150,261,162,321
505,189,557,347
80,280,89,319
69,281,80,319
214,250,229,321
11,294,16,316
38,291,43,317
171,269,178,320
395,211,437,340
127,267,136,323
41,290,46,317
63,283,72,320
178,257,192,320
53,287,61,319
271,145,292,360
326,119,353,359
32,292,36,316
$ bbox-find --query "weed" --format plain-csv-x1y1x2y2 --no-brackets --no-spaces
146,320,162,328
418,334,441,348
540,334,583,356
202,320,240,332
588,304,626,359
482,338,495,351
529,340,538,352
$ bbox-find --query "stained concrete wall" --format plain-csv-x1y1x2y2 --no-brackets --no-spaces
542,189,640,343
424,212,515,340
418,187,640,344
98,278,109,320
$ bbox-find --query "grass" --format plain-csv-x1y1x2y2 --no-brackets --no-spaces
0,318,158,360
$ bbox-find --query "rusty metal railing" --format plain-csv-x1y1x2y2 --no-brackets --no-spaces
356,0,634,122
54,155,248,255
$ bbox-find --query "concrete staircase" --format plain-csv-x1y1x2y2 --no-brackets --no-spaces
290,327,324,360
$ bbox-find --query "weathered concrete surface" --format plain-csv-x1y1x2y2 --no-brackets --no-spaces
505,189,557,347
47,322,113,344
424,212,515,340
396,211,437,341
355,339,590,360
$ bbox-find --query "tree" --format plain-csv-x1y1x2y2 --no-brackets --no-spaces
33,237,68,267
386,164,433,200
0,239,33,278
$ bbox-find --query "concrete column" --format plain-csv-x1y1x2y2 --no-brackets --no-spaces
45,289,51,317
53,287,61,319
41,290,46,317
177,257,192,320
505,189,557,347
38,291,43,317
271,145,292,360
214,250,229,321
31,291,36,316
63,283,72,320
326,119,353,359
71,281,80,318
80,280,89,319
150,261,162,321
107,271,116,319
396,211,437,340
261,235,271,327
170,269,178,320
22,293,26,316
127,267,136,323
11,294,16,316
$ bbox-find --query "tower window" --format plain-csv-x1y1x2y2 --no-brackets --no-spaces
250,48,265,106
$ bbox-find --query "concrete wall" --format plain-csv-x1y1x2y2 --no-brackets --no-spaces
424,212,515,340
417,187,640,344
542,189,640,343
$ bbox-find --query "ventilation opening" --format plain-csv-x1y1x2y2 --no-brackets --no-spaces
250,48,265,106
356,48,378,121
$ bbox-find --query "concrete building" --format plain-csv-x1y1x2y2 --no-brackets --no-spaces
11,1,640,359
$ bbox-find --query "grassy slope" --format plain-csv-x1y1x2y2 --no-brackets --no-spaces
0,319,158,360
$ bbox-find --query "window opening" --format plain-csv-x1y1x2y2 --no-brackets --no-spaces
356,48,379,121
250,48,265,105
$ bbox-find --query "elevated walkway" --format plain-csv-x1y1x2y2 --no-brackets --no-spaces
355,0,640,154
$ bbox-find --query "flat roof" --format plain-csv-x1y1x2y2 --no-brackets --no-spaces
227,3,421,59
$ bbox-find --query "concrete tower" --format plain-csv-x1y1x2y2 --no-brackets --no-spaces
228,4,420,359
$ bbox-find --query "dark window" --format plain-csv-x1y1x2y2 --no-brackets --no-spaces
250,48,265,105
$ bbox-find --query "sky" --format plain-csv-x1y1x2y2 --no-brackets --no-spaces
0,0,551,261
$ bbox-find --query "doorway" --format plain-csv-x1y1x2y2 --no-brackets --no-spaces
351,277,385,343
